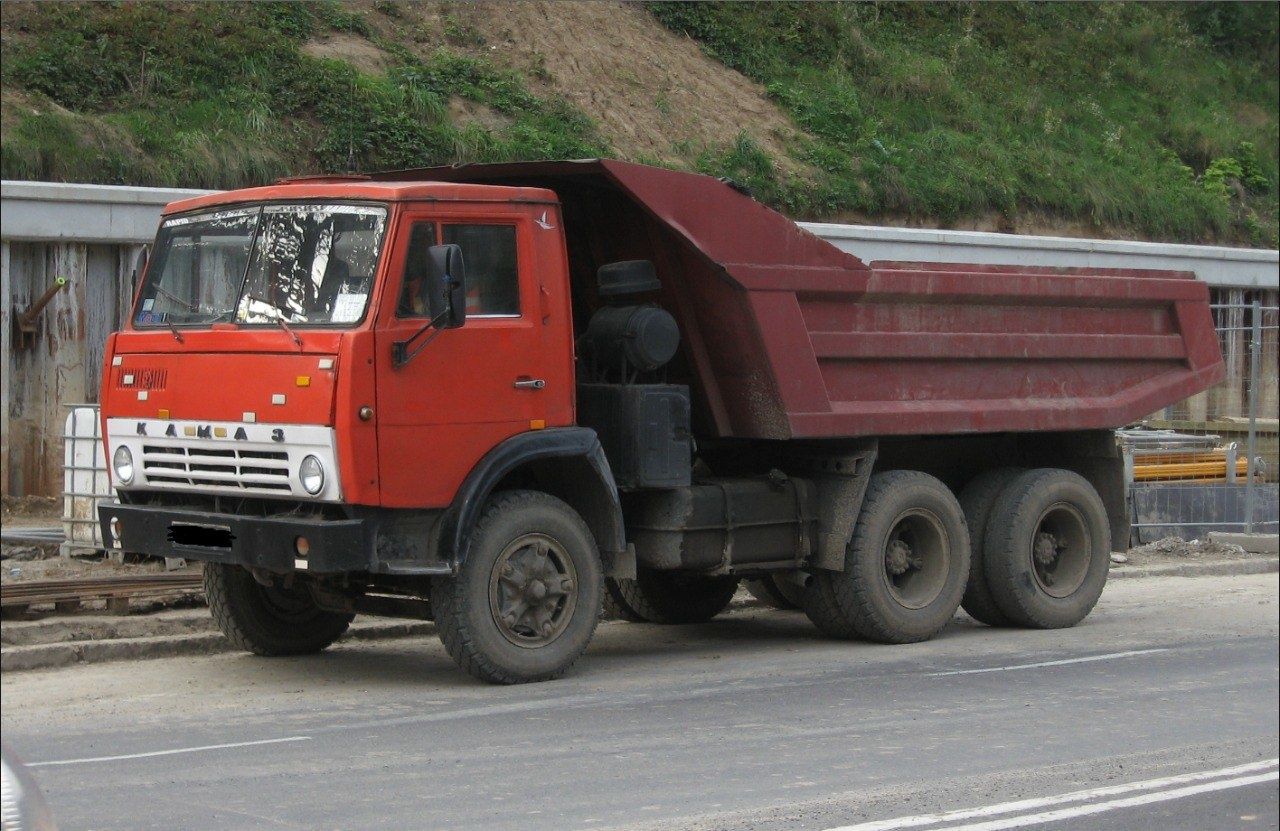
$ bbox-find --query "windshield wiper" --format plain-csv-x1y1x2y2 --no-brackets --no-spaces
154,285,199,312
275,315,303,349
166,319,185,344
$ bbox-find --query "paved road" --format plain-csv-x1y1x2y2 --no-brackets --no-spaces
3,573,1277,831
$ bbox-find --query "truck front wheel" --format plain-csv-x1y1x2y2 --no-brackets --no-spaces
982,468,1110,629
204,564,354,656
805,471,969,643
607,570,739,624
745,573,805,610
433,490,603,684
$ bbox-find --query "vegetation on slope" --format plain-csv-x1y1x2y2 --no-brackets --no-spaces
0,3,604,186
650,1,1278,245
1,1,1275,246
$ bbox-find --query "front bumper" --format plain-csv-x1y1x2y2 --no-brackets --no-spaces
99,502,371,574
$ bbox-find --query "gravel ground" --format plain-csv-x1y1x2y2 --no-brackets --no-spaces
1,555,200,585
1122,535,1255,566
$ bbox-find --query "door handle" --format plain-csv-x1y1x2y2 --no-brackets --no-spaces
514,378,546,390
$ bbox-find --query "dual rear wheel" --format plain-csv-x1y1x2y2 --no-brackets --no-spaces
973,468,1111,629
802,467,1110,643
804,470,970,643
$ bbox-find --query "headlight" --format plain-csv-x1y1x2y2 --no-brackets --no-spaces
113,445,134,484
299,455,325,495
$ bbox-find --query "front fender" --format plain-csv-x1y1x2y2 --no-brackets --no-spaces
440,427,627,568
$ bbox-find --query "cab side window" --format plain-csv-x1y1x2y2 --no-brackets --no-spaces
443,224,520,316
397,222,437,316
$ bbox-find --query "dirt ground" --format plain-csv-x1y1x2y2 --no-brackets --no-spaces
352,0,809,174
1,555,199,585
1,495,60,524
1121,536,1255,567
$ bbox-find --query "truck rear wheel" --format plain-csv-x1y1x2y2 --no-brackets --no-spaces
957,468,1024,627
983,468,1110,629
432,490,602,684
805,471,969,643
204,564,353,656
745,573,805,610
609,569,739,624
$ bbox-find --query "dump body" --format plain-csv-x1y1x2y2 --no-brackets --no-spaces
389,160,1224,440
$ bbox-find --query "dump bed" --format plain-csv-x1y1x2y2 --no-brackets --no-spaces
378,160,1224,440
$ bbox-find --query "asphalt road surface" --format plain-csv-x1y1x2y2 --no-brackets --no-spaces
3,573,1276,831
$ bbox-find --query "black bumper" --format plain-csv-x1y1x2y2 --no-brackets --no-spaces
99,503,372,574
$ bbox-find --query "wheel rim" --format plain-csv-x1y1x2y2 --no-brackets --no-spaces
488,533,578,648
1030,502,1091,598
881,509,950,610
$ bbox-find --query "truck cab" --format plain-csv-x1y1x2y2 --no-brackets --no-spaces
106,180,577,512
102,178,637,682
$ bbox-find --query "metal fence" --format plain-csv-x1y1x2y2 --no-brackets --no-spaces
1128,301,1279,543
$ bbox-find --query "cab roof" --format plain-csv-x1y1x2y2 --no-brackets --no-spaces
162,178,560,216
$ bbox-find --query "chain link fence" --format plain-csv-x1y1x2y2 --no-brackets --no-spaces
1128,300,1279,543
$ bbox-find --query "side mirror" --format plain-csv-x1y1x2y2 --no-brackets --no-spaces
421,244,466,330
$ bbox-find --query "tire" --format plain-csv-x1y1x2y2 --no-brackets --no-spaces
804,470,969,644
957,468,1025,627
983,468,1110,629
610,569,739,624
204,563,353,656
602,578,646,621
432,490,603,684
745,573,805,610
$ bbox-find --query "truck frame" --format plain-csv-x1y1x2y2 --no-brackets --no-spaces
99,160,1223,683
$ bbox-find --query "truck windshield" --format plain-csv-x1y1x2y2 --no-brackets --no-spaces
135,203,388,328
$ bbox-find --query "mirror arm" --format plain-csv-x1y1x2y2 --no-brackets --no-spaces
392,309,450,368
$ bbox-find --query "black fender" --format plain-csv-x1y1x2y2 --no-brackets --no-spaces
440,427,630,573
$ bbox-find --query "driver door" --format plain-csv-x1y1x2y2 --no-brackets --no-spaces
374,206,552,508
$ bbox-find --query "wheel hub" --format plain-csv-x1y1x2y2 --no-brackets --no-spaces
489,534,577,648
1034,532,1062,566
885,539,922,576
881,509,949,610
1031,504,1091,598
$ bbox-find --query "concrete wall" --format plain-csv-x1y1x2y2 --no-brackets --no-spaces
2,180,1278,497
804,222,1280,290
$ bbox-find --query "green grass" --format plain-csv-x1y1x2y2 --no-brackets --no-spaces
650,2,1278,245
1,1,1275,245
0,2,604,188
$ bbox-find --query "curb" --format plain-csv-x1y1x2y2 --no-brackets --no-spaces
1108,556,1278,580
1,613,214,647
0,619,435,673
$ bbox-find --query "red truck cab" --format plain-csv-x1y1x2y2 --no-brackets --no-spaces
104,180,576,510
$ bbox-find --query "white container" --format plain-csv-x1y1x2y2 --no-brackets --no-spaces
61,405,110,555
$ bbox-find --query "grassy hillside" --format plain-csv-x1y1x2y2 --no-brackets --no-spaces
1,1,1275,245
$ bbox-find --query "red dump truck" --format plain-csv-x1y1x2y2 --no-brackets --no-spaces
98,160,1223,683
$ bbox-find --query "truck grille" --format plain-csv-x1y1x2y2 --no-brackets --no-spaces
141,445,292,493
116,367,168,390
